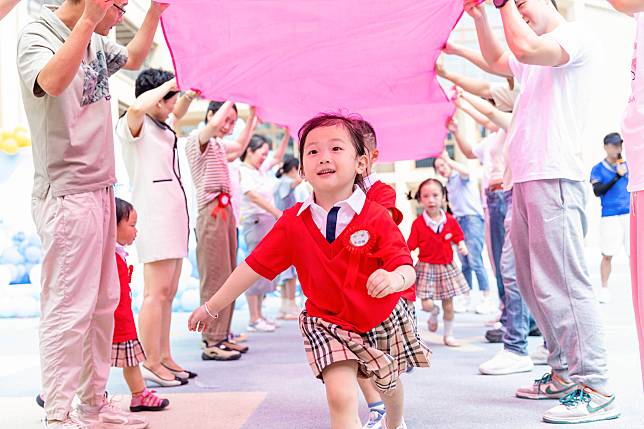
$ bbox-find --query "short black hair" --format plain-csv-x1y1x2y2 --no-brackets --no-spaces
115,197,134,225
135,68,176,99
205,101,238,123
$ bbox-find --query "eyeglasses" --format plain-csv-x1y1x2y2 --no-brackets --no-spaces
112,3,126,16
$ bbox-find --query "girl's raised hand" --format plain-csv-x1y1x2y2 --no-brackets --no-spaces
366,269,402,298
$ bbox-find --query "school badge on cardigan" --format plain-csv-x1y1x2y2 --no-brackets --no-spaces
342,225,377,288
211,192,231,221
444,232,453,241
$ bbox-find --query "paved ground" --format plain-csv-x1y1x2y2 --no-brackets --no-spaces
1,249,642,429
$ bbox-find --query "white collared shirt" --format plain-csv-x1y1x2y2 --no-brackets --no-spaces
116,244,128,261
422,209,446,234
297,187,366,240
362,172,379,192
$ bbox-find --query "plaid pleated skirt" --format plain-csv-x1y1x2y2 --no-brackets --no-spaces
299,299,431,391
111,339,146,368
415,261,469,300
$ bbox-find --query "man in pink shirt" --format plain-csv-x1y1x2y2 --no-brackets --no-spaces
608,0,644,392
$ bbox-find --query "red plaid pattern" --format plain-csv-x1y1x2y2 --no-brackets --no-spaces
300,299,431,391
415,261,469,300
111,339,146,368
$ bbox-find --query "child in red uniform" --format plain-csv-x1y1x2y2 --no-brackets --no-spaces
355,119,416,429
189,113,430,429
114,198,171,411
407,179,469,347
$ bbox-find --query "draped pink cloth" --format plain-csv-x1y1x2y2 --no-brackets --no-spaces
160,1,461,161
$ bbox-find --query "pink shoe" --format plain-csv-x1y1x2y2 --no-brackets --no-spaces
130,389,169,412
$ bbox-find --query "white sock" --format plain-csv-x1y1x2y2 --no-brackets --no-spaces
444,319,453,337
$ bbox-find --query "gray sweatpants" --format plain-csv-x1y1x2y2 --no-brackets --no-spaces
511,179,610,393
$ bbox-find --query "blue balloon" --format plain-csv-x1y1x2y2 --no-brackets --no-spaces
23,246,42,264
1,247,25,265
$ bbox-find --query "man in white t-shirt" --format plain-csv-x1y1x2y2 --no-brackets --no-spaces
463,0,619,424
607,0,644,394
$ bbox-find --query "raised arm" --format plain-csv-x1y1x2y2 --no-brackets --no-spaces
188,262,262,332
122,2,168,71
223,107,258,161
0,0,20,20
264,127,290,170
460,92,513,130
463,1,514,76
443,41,511,78
126,77,178,137
455,95,499,131
442,151,471,179
35,0,113,96
172,90,199,122
438,57,493,99
498,1,570,66
447,118,477,160
607,0,644,14
198,100,234,149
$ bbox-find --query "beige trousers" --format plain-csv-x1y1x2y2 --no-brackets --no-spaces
196,199,237,344
32,187,119,421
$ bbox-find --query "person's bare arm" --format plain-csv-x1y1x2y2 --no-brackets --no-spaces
443,41,512,78
188,262,262,332
607,0,644,15
172,90,198,122
35,0,112,96
245,190,282,218
223,107,258,161
198,101,234,152
498,1,570,66
126,78,178,137
442,151,471,178
122,2,168,70
461,92,513,130
0,0,20,20
264,128,290,170
463,1,514,76
455,96,498,131
447,118,477,159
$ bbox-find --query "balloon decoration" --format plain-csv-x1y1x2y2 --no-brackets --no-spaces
0,126,31,182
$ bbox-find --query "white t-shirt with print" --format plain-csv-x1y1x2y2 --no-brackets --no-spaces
623,13,644,193
507,21,596,184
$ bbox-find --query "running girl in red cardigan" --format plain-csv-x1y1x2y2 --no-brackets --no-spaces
189,113,430,429
113,198,171,411
407,179,469,347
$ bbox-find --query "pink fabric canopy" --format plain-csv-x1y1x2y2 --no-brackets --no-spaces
160,1,461,161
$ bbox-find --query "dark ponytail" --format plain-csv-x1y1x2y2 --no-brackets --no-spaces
276,156,300,178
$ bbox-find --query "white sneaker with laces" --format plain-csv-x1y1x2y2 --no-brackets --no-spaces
597,288,611,304
530,344,549,365
479,349,534,375
247,319,275,332
542,387,621,424
42,416,87,429
77,399,148,428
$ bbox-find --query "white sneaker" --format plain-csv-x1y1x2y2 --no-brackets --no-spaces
77,399,148,428
247,319,275,332
382,417,407,429
42,416,88,429
530,344,549,365
262,317,281,328
542,387,621,424
479,349,534,375
453,294,470,313
475,296,496,315
597,288,611,304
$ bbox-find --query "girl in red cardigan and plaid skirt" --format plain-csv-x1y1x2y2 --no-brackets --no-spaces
189,113,430,429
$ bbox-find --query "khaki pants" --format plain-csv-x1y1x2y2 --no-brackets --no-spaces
32,187,119,421
196,199,237,344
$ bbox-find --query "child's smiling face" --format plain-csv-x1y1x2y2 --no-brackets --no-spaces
419,181,444,214
301,125,366,195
